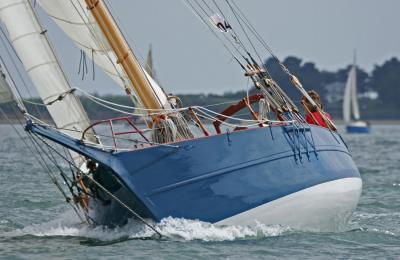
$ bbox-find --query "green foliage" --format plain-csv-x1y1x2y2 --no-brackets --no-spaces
1,56,399,122
263,56,399,119
370,57,400,108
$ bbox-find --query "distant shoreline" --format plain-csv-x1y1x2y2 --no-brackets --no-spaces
334,120,400,125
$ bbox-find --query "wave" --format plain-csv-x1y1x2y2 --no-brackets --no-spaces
5,210,291,243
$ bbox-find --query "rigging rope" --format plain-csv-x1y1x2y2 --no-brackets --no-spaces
191,1,333,127
73,87,293,126
102,1,166,107
78,50,88,80
224,0,266,71
0,27,45,118
208,0,251,58
28,1,90,122
32,134,163,238
31,137,87,222
183,0,246,68
0,102,87,222
69,0,139,104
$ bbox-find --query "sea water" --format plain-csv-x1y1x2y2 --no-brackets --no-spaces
0,124,399,259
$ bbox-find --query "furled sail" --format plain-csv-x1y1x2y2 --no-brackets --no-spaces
0,0,95,163
37,0,170,109
343,64,360,122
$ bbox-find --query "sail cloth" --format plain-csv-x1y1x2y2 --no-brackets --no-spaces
350,66,360,120
145,45,157,81
0,0,95,163
343,64,360,122
37,0,171,110
0,59,28,112
0,67,14,104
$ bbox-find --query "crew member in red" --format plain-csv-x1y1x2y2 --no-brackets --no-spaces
301,90,333,129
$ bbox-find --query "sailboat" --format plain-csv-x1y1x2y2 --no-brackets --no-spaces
0,0,362,232
343,55,370,133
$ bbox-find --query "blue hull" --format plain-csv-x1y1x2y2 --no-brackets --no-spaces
26,122,361,226
346,125,370,134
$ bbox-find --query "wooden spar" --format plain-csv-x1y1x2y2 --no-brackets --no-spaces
84,0,162,111
212,94,264,134
301,100,320,127
189,107,209,136
244,98,264,128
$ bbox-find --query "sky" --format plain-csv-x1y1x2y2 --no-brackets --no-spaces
1,0,399,96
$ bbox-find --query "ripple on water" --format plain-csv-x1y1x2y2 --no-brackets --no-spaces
0,125,400,258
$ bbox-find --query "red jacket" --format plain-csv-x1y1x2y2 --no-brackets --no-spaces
306,111,332,128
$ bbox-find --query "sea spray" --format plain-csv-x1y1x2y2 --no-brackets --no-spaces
154,217,289,241
7,210,291,242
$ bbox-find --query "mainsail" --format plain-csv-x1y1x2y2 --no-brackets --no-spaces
343,63,360,122
145,45,157,81
37,0,170,109
0,0,95,163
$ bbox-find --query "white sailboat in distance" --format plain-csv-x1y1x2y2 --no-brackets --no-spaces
343,53,370,133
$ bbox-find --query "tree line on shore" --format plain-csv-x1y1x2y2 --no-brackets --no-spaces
1,55,399,122
180,55,400,120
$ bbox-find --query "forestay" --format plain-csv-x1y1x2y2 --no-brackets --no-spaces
0,0,95,164
38,0,171,109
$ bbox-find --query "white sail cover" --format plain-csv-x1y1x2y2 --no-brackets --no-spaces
38,0,170,109
0,0,95,163
343,64,360,122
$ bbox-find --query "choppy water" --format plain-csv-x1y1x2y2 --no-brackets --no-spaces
0,124,399,259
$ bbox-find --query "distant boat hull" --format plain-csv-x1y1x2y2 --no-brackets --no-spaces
27,122,362,231
346,121,370,134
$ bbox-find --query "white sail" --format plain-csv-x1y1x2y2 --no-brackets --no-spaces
343,64,359,122
145,45,158,82
0,66,14,104
350,66,360,120
37,0,170,109
0,58,27,112
0,0,95,163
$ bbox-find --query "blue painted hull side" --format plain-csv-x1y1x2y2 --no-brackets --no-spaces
27,123,361,225
346,126,370,134
113,125,359,223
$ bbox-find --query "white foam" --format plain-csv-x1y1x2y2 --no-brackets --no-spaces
354,212,400,220
8,210,291,242
154,217,289,241
370,228,396,236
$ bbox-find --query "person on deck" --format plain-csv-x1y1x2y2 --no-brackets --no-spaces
301,90,333,129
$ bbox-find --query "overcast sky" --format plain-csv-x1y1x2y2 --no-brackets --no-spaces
1,0,399,96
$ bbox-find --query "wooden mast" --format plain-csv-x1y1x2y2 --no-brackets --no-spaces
85,0,162,111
